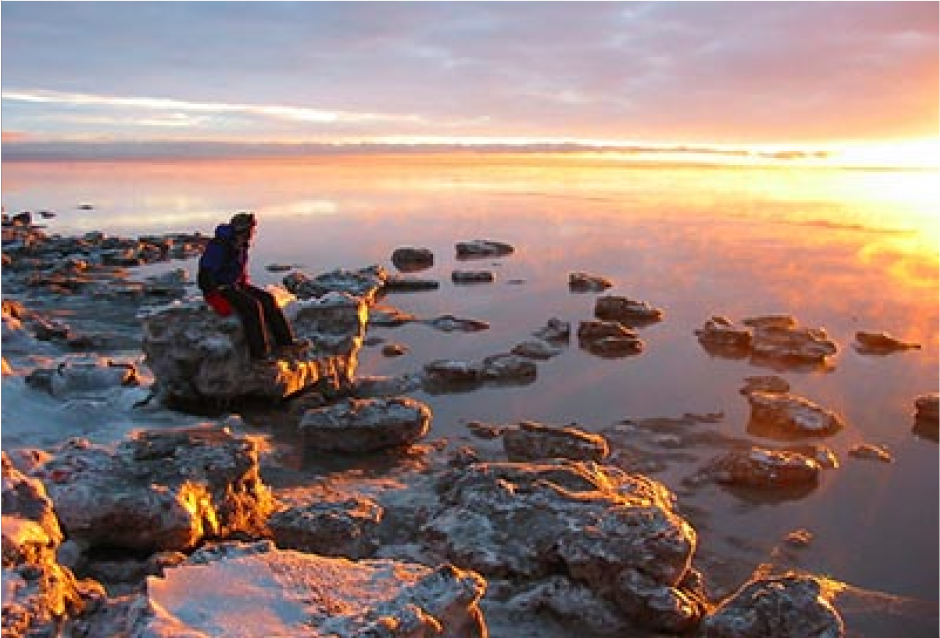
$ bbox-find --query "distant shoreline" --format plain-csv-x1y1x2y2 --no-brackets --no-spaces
2,142,930,172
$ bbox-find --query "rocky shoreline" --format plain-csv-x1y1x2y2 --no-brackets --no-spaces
3,213,937,637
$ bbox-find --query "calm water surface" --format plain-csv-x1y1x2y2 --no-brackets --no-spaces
3,155,938,628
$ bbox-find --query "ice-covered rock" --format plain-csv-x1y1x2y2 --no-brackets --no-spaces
127,541,487,637
422,460,702,632
452,269,495,284
578,320,644,357
2,561,103,638
568,272,613,292
25,427,274,554
391,246,434,272
702,572,844,637
25,357,139,399
696,315,838,365
2,453,105,637
695,316,753,353
300,397,431,453
286,291,368,356
2,452,63,566
140,295,362,404
740,375,790,396
503,421,609,463
747,392,846,439
854,330,921,354
594,295,664,326
283,265,387,304
750,323,838,363
268,496,382,559
455,239,514,259
698,447,821,488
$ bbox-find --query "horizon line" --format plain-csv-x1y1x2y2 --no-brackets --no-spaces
2,138,934,171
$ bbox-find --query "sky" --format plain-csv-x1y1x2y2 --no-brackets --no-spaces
1,2,938,163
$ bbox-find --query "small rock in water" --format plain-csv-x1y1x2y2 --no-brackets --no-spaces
854,330,920,354
848,443,893,464
784,529,814,548
568,271,612,292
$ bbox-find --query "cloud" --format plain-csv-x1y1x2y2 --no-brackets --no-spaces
1,2,936,145
1,89,423,126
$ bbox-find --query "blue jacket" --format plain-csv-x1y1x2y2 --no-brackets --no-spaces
197,223,249,293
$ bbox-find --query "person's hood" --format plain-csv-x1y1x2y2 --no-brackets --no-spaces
213,223,235,240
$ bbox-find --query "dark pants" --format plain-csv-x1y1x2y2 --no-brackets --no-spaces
219,285,295,358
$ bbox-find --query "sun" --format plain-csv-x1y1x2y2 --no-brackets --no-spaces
832,138,940,169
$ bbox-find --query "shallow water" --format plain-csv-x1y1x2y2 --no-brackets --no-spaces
3,155,938,628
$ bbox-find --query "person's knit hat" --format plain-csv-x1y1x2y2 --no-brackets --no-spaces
230,212,257,232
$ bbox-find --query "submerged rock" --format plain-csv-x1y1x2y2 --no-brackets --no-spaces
452,270,495,284
383,274,440,292
532,317,571,343
421,314,490,333
511,339,562,360
422,354,537,392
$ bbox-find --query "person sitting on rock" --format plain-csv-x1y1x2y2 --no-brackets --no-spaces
197,212,308,360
